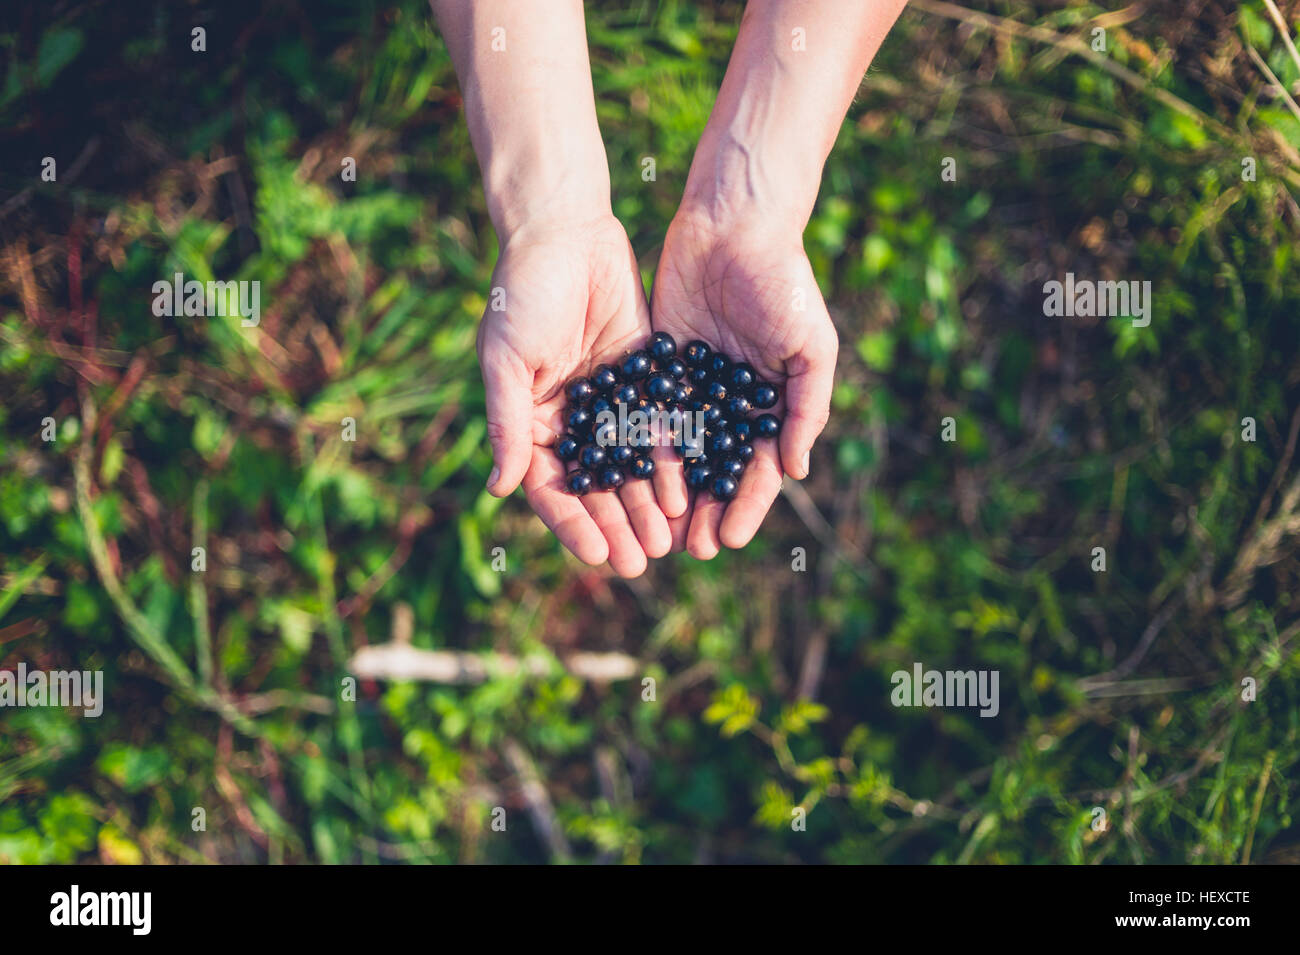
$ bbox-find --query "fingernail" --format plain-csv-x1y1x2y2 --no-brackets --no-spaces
487,466,500,489
801,451,810,477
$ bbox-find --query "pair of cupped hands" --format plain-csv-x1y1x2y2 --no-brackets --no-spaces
478,204,838,578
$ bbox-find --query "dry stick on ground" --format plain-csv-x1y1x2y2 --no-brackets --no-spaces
502,738,571,863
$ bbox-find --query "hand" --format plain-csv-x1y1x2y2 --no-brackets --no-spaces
650,208,838,559
479,214,675,577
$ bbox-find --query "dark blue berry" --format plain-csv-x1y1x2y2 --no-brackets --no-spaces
754,413,781,438
621,350,652,380
567,406,594,433
665,357,687,380
732,419,753,443
729,363,756,394
593,419,619,446
685,463,714,490
591,396,614,416
566,469,594,496
697,403,724,428
736,443,755,464
752,383,778,409
597,466,626,490
631,455,655,479
688,367,711,388
710,475,739,501
555,434,581,461
708,354,732,379
592,364,620,392
648,332,677,361
727,395,753,417
610,444,634,465
706,380,729,403
717,455,745,478
684,340,712,367
645,374,676,402
708,430,736,455
633,397,655,414
677,435,706,460
566,377,595,403
579,444,607,470
672,382,691,404
613,384,638,405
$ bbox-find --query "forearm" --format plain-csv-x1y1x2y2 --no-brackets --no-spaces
682,0,909,232
430,0,610,239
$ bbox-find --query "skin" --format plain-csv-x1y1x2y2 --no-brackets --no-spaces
430,0,909,574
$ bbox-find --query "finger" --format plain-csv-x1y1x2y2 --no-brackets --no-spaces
686,492,726,561
619,477,672,559
719,443,784,549
666,501,693,554
583,489,649,578
523,450,609,566
779,328,837,481
480,351,537,496
651,434,689,519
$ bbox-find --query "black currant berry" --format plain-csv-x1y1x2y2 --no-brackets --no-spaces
591,396,614,416
708,430,736,455
610,445,634,465
598,466,626,490
688,367,711,388
648,332,677,361
685,463,714,490
631,455,655,479
697,403,724,427
633,397,655,413
592,364,620,392
567,406,594,434
729,363,756,393
754,413,781,438
672,382,691,404
579,444,607,470
731,419,753,443
736,443,755,464
613,383,638,405
710,475,739,501
717,455,745,478
708,353,731,379
566,469,594,496
555,434,581,461
706,380,728,403
621,350,652,380
752,383,778,409
665,357,687,380
566,377,595,403
645,374,676,402
683,340,712,367
727,395,753,417
593,420,618,446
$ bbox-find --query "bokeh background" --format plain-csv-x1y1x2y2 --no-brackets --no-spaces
2,0,1298,864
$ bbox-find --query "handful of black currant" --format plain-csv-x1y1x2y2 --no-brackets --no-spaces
555,333,781,502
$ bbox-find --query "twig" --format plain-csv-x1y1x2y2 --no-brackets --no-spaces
503,738,571,863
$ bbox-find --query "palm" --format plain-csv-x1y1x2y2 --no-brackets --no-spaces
651,213,837,558
478,216,673,576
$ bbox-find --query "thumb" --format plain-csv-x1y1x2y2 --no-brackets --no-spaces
480,350,536,497
779,332,836,481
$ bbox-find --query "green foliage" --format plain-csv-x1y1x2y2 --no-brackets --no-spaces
1,0,1297,865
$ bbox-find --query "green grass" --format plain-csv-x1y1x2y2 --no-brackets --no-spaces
1,0,1297,864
